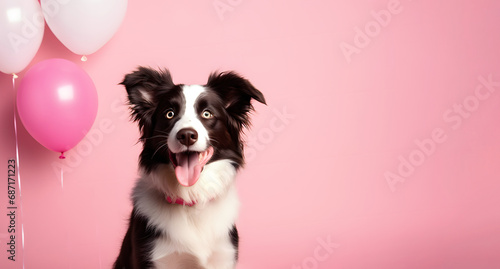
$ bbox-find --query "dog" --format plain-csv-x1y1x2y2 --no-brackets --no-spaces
114,67,266,269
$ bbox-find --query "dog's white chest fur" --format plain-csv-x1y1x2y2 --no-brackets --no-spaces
133,162,240,269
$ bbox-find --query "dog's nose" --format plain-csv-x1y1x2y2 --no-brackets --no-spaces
177,128,198,146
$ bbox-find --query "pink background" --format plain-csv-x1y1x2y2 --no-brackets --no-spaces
2,0,500,268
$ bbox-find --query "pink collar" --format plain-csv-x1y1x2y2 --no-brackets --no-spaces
166,196,196,207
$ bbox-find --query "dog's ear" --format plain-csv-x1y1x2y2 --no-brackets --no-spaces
206,71,266,129
121,67,174,136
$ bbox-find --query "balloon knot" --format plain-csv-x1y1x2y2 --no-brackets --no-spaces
12,73,18,79
59,152,66,159
81,55,88,62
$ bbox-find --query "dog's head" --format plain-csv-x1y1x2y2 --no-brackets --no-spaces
122,67,265,187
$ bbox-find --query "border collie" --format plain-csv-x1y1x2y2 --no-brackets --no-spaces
114,67,266,269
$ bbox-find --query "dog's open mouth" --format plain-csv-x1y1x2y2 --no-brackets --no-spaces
169,147,214,187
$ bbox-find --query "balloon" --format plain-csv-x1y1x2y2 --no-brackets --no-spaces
41,0,127,56
17,59,98,158
0,0,44,74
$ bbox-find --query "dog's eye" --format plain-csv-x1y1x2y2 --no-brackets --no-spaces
201,110,213,119
166,110,175,119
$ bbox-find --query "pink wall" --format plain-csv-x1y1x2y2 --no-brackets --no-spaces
2,0,500,268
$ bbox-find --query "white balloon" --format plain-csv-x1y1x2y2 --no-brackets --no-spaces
41,0,127,56
0,0,44,74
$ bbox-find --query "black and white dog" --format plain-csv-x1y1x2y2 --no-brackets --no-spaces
114,67,265,269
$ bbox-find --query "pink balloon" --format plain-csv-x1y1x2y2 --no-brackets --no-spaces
17,58,98,158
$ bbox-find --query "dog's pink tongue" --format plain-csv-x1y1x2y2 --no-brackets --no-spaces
175,152,201,187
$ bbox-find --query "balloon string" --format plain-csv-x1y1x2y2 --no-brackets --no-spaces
61,166,64,189
12,73,26,269
60,152,65,187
